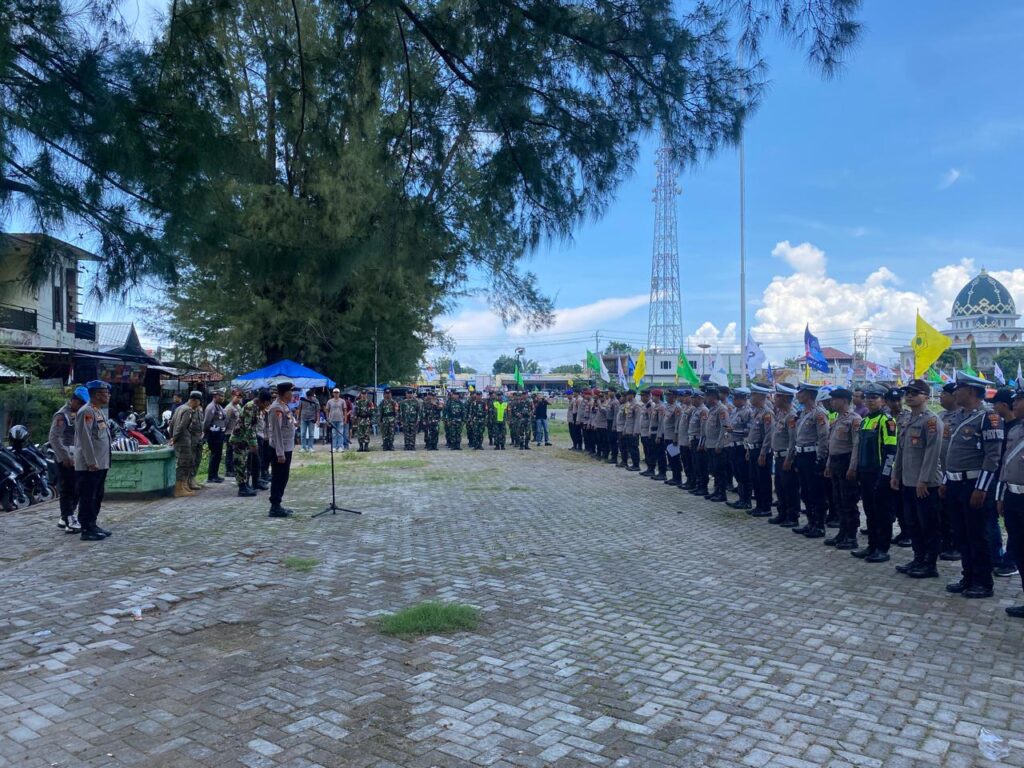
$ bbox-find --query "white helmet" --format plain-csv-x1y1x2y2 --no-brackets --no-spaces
162,410,172,422
815,386,835,404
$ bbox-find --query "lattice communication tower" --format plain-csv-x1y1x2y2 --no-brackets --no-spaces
646,145,683,353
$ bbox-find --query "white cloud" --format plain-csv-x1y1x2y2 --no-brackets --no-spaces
750,239,1024,364
686,321,738,352
939,168,961,190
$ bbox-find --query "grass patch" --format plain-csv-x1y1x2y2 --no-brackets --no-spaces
380,459,430,470
506,485,530,492
283,556,320,572
378,601,479,637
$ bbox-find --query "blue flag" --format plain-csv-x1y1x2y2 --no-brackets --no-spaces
767,362,774,383
626,355,635,378
449,359,456,380
804,324,830,373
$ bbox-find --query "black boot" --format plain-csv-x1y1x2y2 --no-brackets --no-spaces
268,504,293,518
237,484,257,497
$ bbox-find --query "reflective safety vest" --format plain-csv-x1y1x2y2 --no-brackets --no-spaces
493,401,508,423
858,412,897,471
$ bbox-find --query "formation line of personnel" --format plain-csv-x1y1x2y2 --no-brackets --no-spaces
567,371,1024,615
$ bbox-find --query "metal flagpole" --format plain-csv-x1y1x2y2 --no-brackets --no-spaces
739,135,748,386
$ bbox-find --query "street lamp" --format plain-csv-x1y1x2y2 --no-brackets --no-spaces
697,343,711,378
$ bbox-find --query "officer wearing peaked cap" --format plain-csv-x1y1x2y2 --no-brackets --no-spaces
937,380,964,560
790,382,830,537
726,387,753,510
771,383,801,525
688,388,709,494
997,389,1024,617
745,383,774,516
944,370,1004,598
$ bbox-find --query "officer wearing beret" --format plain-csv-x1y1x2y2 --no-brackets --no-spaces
267,381,297,517
74,380,113,541
702,385,729,502
676,390,695,489
943,371,1004,598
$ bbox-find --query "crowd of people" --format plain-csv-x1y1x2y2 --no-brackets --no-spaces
566,372,1024,616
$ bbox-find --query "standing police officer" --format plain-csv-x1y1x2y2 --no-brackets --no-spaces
791,383,829,538
745,383,773,516
49,386,88,533
74,380,113,541
725,387,752,509
824,388,861,549
267,381,296,518
943,371,1003,599
769,384,800,526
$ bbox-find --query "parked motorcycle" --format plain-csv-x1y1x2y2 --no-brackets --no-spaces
8,425,56,505
0,446,30,511
136,415,168,446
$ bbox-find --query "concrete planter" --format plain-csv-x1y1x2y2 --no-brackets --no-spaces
106,446,175,498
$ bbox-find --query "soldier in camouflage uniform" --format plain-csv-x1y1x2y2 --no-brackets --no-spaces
466,391,487,450
444,391,466,449
170,391,202,497
510,391,533,450
354,389,375,451
484,394,495,446
230,390,271,497
188,390,206,490
399,389,422,450
377,389,399,451
422,392,442,450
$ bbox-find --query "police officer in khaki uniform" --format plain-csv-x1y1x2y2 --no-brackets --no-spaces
891,378,943,578
790,382,830,538
768,384,799,526
688,389,709,495
74,380,113,541
621,390,641,470
938,382,963,560
746,383,774,517
703,385,729,501
824,388,861,549
725,387,753,510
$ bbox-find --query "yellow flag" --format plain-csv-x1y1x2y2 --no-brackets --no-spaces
913,312,951,378
633,349,647,388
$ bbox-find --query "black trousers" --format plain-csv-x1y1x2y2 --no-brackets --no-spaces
710,449,729,494
627,434,640,467
829,454,859,541
681,445,694,485
654,438,666,475
259,437,272,478
582,426,593,453
691,440,708,491
748,447,771,511
947,479,994,589
940,494,958,553
858,470,892,553
76,469,107,531
901,484,940,567
1002,491,1024,593
774,452,800,521
58,463,78,519
729,445,749,502
641,436,655,471
796,452,825,527
269,451,293,505
596,427,608,457
206,431,225,479
667,444,682,482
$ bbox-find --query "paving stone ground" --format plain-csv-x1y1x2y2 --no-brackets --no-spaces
2,429,1024,768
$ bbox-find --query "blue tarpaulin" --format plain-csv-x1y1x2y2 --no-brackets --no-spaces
233,359,335,391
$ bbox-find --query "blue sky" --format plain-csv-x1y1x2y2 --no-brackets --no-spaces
439,1,1024,372
12,1,1024,371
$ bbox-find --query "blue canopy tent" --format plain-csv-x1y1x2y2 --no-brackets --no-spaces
233,359,335,392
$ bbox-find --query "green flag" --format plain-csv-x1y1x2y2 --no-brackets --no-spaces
586,350,601,373
962,363,978,377
926,367,942,383
676,349,700,386
514,364,524,388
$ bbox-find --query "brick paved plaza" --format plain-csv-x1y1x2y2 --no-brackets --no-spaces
3,434,1024,768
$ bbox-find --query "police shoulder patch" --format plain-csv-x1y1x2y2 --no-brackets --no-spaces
764,413,772,423
927,417,938,433
988,413,1001,427
787,416,796,427
816,413,826,425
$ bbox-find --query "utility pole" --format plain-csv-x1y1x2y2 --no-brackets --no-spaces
373,327,379,405
739,136,748,386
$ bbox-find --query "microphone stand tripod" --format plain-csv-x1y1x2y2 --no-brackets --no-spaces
313,422,362,517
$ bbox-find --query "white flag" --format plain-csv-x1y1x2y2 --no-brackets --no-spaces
1018,362,1023,387
865,365,877,382
598,354,610,382
616,356,627,388
876,364,895,381
745,332,766,377
994,361,1005,384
